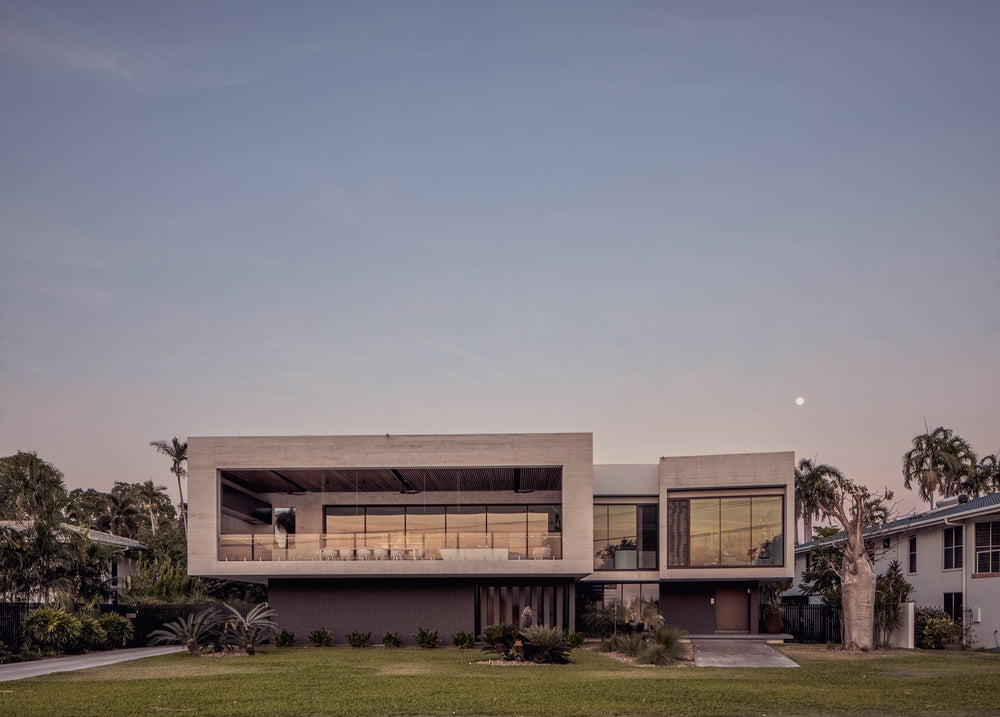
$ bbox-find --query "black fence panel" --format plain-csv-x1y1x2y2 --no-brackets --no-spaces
0,603,40,653
758,603,842,644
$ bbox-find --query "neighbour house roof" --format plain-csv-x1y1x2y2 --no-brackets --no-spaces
77,527,145,550
795,492,1000,555
0,521,145,550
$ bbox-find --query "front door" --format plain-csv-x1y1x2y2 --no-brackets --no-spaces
715,588,749,632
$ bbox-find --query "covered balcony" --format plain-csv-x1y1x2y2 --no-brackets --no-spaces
219,465,563,564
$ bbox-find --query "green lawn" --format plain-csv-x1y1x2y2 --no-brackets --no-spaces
2,644,998,716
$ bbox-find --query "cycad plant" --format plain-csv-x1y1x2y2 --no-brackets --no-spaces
481,623,519,659
221,602,277,655
520,625,571,664
148,608,221,656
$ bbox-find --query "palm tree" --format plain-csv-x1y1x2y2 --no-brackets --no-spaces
134,479,169,535
902,427,978,507
0,452,83,601
151,438,188,538
794,458,842,544
974,454,1000,495
105,493,141,539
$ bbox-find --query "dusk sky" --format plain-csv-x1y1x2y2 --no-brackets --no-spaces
2,1,998,518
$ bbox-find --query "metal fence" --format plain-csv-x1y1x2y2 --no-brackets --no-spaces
1,602,253,653
759,603,842,644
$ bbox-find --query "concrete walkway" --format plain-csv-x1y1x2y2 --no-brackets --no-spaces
0,646,185,682
691,639,799,668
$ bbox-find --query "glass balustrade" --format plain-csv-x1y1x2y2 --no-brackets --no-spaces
218,531,562,562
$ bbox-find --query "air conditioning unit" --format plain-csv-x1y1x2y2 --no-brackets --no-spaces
969,606,982,624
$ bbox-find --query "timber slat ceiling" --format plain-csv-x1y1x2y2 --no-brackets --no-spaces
220,466,561,494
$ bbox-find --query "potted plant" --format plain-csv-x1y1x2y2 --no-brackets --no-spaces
611,538,637,569
759,580,791,634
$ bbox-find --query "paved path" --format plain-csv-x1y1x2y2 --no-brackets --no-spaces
0,646,185,682
691,639,799,668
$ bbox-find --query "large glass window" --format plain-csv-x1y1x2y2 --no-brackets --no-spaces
667,495,784,568
448,505,487,549
323,504,560,560
593,504,657,570
406,505,446,559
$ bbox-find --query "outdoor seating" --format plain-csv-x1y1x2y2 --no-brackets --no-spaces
355,547,372,560
373,547,389,560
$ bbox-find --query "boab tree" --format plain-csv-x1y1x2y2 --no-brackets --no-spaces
815,472,893,651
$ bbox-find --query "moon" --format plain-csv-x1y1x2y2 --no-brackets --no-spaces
795,396,806,406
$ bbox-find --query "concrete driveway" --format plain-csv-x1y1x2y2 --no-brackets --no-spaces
691,639,799,667
0,646,185,682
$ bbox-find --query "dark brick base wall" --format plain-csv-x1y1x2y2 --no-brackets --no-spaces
269,579,476,646
659,581,761,634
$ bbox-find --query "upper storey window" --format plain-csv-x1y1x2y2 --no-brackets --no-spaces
593,504,657,570
667,495,783,568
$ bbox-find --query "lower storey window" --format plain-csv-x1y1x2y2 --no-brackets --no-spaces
576,582,660,629
944,592,963,623
667,495,783,568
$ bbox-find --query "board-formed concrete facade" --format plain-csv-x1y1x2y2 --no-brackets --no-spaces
188,433,793,642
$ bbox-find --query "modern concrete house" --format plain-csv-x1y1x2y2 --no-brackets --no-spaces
789,492,1000,648
188,433,794,643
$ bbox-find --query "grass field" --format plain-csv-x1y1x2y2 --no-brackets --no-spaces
1,644,998,716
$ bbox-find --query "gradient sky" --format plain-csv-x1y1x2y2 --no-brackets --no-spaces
2,1,998,518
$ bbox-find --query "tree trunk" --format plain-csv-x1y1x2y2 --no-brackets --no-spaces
803,514,814,544
841,541,876,650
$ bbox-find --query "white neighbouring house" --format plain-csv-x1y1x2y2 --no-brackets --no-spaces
790,492,1000,648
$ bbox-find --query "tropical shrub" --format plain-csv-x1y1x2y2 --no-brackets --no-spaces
0,640,10,664
566,631,585,648
581,603,618,637
100,613,134,648
617,631,648,657
220,603,277,655
520,625,571,664
874,561,913,646
381,631,402,648
272,629,295,647
346,630,371,648
308,628,332,647
451,631,476,649
481,623,519,658
23,606,83,653
915,607,961,649
148,608,221,656
414,627,441,648
638,624,687,665
75,613,108,652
